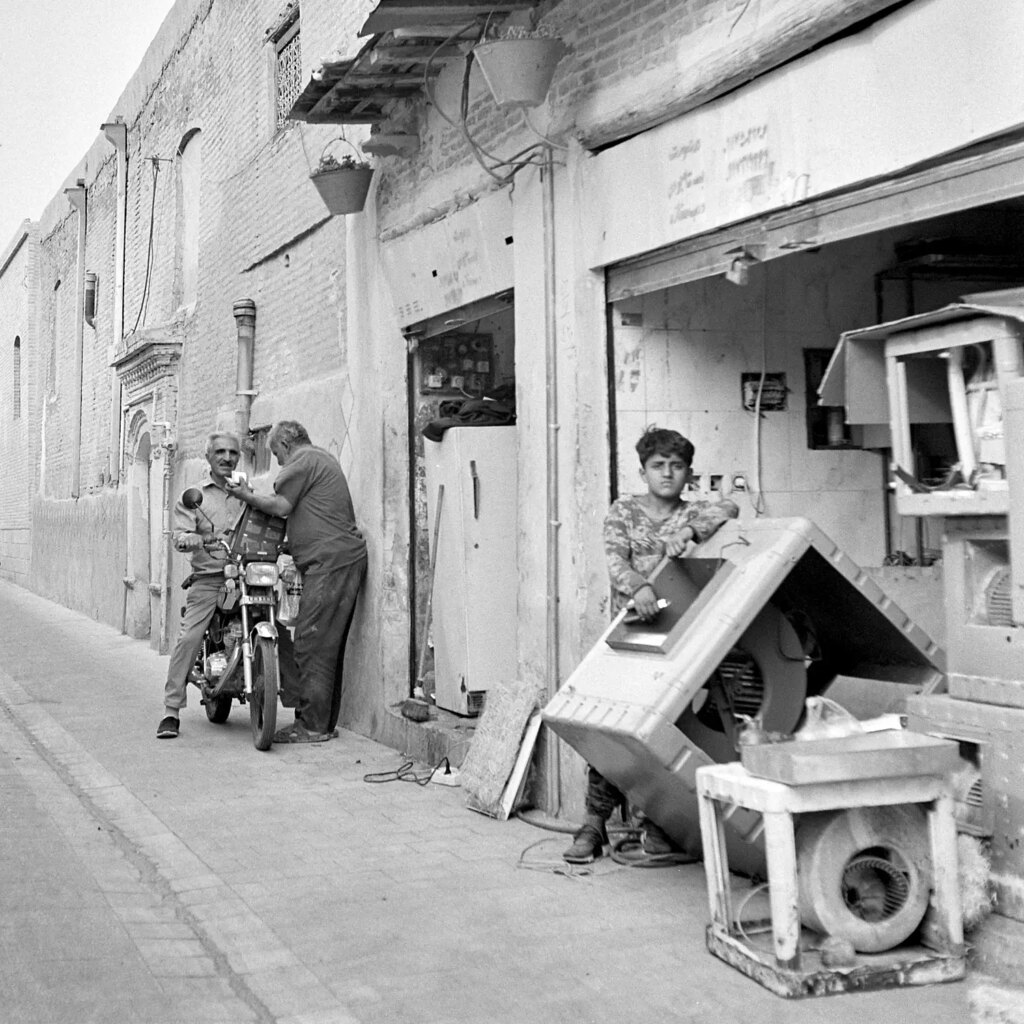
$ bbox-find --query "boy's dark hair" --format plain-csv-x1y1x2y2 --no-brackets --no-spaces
636,426,695,467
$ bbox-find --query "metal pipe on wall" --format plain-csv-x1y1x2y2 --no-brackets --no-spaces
542,147,562,816
233,299,257,442
102,120,128,485
158,426,176,654
64,180,88,499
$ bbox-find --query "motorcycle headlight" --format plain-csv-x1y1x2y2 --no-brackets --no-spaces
244,562,279,586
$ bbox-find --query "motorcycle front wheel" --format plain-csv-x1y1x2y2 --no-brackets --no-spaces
250,636,279,751
204,692,233,724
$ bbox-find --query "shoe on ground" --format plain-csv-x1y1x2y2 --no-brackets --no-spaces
641,821,678,855
156,716,180,739
563,820,607,864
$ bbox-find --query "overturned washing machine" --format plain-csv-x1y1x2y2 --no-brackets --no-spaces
543,516,947,877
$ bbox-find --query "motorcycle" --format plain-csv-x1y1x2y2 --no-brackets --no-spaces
179,487,287,750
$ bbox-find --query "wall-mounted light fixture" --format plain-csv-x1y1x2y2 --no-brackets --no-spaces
724,244,764,286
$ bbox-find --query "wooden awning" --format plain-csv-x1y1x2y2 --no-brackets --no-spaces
289,0,537,125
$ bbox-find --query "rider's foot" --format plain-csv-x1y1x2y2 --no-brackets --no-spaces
156,715,180,739
272,721,332,744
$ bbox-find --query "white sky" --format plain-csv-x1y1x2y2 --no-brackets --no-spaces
0,0,177,251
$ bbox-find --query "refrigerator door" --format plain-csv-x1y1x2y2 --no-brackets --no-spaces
425,427,518,714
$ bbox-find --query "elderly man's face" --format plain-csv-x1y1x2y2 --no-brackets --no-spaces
207,437,241,483
269,438,290,467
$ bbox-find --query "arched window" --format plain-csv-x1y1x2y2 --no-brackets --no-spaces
13,337,21,419
178,129,202,308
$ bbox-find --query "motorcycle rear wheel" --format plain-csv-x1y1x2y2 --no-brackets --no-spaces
204,692,233,724
250,636,279,751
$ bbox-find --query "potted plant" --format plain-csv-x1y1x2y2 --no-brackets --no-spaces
472,25,569,111
309,138,374,215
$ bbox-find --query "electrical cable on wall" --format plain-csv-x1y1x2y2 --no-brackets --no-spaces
749,264,770,516
129,157,164,336
421,21,562,186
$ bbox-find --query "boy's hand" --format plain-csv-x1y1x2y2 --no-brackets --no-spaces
631,584,661,621
665,526,695,557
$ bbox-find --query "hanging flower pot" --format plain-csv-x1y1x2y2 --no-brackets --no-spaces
472,34,569,111
309,138,374,215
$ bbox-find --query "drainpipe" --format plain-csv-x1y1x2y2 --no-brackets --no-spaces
542,147,562,816
233,299,256,442
154,424,177,654
102,120,128,484
64,179,87,499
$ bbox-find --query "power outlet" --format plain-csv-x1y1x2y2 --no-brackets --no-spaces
431,766,461,787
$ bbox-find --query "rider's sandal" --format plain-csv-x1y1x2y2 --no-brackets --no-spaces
273,722,332,744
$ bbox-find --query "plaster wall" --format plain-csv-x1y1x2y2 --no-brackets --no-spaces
30,492,128,624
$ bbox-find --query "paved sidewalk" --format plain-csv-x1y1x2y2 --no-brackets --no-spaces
0,580,1006,1023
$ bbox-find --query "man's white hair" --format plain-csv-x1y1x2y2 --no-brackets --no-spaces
205,431,241,455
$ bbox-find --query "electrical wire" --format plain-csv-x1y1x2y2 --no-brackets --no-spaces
734,881,772,944
128,158,161,335
362,757,451,786
748,264,770,515
422,25,477,130
608,831,698,868
524,108,569,151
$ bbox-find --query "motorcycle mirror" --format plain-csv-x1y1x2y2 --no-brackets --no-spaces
181,487,204,509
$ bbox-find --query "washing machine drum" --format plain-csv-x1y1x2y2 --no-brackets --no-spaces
676,602,808,763
796,805,932,953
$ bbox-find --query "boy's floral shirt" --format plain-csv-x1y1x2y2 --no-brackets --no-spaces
603,493,739,613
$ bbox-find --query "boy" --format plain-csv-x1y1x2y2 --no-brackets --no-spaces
563,426,739,863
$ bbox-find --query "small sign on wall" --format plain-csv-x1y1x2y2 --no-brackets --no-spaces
741,372,787,412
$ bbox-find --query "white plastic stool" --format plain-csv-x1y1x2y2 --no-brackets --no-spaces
695,761,964,992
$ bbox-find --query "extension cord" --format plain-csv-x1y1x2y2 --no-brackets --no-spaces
431,767,461,787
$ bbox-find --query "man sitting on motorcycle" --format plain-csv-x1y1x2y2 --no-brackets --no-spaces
157,432,246,739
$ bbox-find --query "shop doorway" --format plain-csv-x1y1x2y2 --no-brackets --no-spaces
607,199,1024,570
406,291,517,714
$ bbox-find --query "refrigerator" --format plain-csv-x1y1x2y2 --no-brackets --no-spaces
424,426,518,715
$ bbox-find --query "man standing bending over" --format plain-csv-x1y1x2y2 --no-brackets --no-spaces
227,421,367,743
158,432,245,739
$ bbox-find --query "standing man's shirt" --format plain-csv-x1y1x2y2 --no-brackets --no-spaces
603,494,738,613
272,445,366,574
171,469,245,573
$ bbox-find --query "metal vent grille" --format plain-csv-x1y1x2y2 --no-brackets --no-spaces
985,568,1013,627
953,767,989,835
842,854,911,922
695,649,765,730
466,690,486,717
275,24,302,130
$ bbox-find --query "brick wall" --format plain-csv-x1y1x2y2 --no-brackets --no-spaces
0,227,39,583
3,0,379,631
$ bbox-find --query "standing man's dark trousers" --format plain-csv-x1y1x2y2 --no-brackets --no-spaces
278,556,367,734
